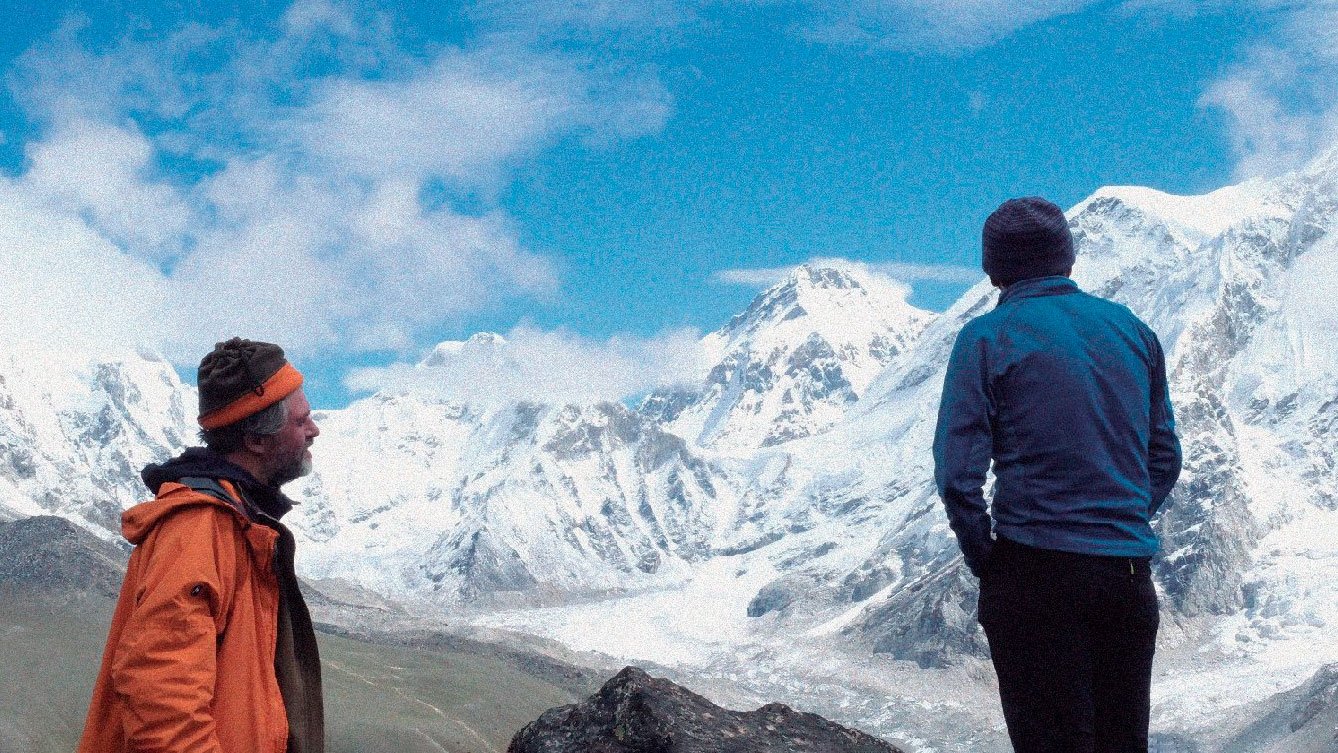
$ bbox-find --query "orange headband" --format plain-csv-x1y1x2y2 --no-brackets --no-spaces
198,363,304,430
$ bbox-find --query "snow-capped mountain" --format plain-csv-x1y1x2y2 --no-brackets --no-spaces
419,150,1338,746
744,159,1338,680
641,263,933,451
4,147,1338,749
282,263,935,606
288,389,736,605
0,349,193,537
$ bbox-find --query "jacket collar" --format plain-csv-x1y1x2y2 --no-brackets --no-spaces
141,446,294,521
997,275,1080,306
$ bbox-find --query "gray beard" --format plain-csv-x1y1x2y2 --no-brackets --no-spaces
273,456,313,488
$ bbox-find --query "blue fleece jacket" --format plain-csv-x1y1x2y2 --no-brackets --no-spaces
932,276,1182,575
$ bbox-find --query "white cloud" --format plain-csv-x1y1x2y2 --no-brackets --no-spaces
167,158,558,358
1198,3,1338,179
471,0,1100,53
0,182,176,360
282,0,359,37
0,2,661,364
796,0,1101,52
296,51,583,183
292,45,668,185
470,0,698,38
871,260,982,283
23,119,196,263
712,266,796,287
713,257,979,287
345,327,710,405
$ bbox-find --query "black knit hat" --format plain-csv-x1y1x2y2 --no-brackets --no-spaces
982,197,1075,286
197,338,303,429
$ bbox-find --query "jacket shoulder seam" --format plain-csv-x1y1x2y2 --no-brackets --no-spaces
155,484,252,525
176,477,245,512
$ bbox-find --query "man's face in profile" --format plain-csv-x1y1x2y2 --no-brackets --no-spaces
263,389,319,486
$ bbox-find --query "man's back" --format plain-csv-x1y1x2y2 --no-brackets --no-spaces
933,196,1182,753
949,275,1178,556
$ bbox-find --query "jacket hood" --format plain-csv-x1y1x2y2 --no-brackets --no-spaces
121,484,245,546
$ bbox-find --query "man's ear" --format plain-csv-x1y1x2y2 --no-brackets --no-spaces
240,432,271,457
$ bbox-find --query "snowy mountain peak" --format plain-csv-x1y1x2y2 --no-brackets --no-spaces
720,262,923,345
791,262,876,294
1074,182,1273,248
422,332,506,366
644,262,935,451
1300,141,1338,182
0,350,194,534
289,396,727,603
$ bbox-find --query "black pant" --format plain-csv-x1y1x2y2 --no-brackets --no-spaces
977,537,1159,753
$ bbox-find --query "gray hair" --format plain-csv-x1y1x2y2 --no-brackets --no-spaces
200,398,289,453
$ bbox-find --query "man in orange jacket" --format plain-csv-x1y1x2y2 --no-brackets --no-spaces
79,338,324,753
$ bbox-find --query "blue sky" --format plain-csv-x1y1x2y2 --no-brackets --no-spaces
1,0,1334,408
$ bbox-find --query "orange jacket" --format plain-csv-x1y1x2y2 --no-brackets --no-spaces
78,480,289,753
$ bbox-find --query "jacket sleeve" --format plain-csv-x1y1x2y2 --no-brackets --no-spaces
933,325,996,577
110,506,237,753
1147,332,1182,514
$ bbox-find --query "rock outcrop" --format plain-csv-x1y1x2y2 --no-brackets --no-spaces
508,665,904,752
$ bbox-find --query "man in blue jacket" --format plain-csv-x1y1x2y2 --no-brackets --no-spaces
933,197,1182,753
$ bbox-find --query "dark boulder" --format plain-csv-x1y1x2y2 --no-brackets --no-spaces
509,665,905,753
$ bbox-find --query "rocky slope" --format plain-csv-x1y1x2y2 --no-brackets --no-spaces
0,515,127,597
1217,663,1338,753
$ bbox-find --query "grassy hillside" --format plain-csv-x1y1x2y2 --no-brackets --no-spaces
0,585,595,753
0,587,109,753
320,628,596,753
